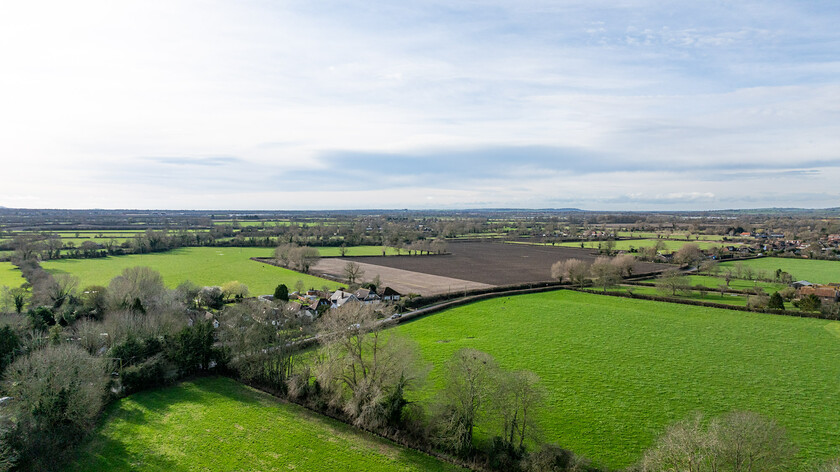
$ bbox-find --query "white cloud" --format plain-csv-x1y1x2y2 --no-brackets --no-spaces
0,0,838,209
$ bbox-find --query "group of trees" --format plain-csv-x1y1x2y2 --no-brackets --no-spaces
274,244,321,273
218,300,590,471
551,254,636,291
405,238,449,255
0,266,232,470
432,348,549,469
639,411,796,472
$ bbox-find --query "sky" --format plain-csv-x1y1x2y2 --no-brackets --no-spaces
1,0,839,211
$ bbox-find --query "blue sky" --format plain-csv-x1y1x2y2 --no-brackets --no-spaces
0,0,838,210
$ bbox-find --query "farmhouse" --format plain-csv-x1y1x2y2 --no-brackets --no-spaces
330,290,359,308
353,288,380,304
797,284,840,303
380,286,402,301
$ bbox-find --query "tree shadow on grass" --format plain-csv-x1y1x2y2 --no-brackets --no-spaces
68,432,189,472
113,376,262,422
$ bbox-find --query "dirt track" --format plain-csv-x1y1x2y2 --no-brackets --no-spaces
312,258,493,296
333,241,669,286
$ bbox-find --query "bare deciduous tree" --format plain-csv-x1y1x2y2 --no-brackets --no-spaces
493,369,544,450
107,266,167,313
590,256,621,293
316,303,426,429
292,246,320,273
551,259,590,286
674,243,705,267
711,411,795,472
612,253,636,278
656,269,691,297
641,411,795,472
274,243,296,267
343,261,365,285
218,300,300,391
434,348,498,455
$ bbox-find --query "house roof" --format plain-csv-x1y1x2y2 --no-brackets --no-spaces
330,290,352,301
354,288,379,299
335,295,359,307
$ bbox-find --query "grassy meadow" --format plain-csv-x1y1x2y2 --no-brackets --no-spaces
0,262,24,288
395,290,840,469
595,285,751,307
69,377,461,472
639,275,788,294
718,257,840,284
41,247,341,295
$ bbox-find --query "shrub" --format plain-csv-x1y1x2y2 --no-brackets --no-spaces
274,284,289,302
2,344,109,469
120,355,169,395
768,291,785,310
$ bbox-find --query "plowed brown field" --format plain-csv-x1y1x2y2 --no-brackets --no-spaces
324,241,669,286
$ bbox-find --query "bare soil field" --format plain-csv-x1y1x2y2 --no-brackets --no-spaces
312,258,492,296
331,241,669,286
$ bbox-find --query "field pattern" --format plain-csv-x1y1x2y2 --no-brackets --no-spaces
42,247,340,294
396,291,840,469
69,377,461,472
719,257,840,284
0,262,24,289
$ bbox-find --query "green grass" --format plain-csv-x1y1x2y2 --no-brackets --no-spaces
41,247,340,295
638,275,787,294
52,237,135,246
600,285,751,306
719,257,840,285
555,239,737,253
396,290,840,470
69,376,461,472
0,262,24,289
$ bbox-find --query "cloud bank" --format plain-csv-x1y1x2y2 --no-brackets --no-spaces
0,0,838,210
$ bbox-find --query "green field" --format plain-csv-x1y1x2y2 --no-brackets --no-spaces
719,257,840,285
616,231,727,241
639,275,787,294
396,290,840,470
69,377,460,472
41,247,341,294
0,262,25,289
556,239,736,253
600,285,751,307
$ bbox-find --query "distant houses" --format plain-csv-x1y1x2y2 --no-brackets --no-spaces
274,286,405,318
